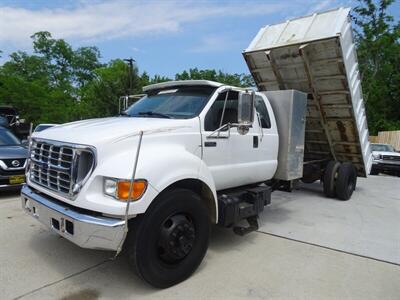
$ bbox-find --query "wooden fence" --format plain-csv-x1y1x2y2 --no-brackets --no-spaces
369,130,400,150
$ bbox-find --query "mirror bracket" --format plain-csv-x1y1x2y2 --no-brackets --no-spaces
206,123,232,139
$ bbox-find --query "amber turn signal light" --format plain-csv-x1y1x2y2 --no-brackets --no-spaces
117,180,147,201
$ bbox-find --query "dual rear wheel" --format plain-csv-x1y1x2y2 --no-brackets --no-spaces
323,161,357,200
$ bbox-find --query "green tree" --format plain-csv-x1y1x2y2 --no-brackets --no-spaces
80,59,138,118
0,32,103,124
1,31,257,124
352,0,400,134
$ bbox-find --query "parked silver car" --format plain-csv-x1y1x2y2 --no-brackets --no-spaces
0,127,28,189
370,143,400,176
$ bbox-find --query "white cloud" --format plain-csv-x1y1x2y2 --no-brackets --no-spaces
189,35,237,53
0,0,287,47
307,0,340,15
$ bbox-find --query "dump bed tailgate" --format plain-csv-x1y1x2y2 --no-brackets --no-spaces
243,7,372,176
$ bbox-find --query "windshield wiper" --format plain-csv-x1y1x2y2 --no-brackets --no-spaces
138,111,171,119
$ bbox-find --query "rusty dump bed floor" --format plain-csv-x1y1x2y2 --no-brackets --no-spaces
243,8,372,177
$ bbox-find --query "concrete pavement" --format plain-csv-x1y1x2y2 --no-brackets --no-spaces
259,175,400,264
0,176,399,299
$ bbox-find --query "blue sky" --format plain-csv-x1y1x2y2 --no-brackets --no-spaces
0,0,399,78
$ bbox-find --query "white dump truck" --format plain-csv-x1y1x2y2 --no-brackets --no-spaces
21,8,371,288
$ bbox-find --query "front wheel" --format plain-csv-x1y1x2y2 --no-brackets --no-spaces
125,188,210,288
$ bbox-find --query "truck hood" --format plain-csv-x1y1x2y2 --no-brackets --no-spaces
32,117,193,147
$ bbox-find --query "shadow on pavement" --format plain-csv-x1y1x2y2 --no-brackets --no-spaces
0,188,21,199
23,223,251,296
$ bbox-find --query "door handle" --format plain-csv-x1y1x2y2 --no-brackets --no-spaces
204,141,217,147
253,136,259,148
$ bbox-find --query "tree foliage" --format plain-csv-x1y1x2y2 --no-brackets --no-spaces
1,4,398,133
352,0,400,134
0,32,254,124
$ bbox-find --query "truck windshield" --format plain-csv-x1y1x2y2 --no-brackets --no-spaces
371,144,395,152
124,86,216,119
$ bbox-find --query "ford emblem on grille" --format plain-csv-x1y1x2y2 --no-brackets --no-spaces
11,160,20,167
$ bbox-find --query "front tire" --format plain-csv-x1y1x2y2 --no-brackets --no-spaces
125,188,210,288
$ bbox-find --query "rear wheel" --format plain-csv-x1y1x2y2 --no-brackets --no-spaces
125,188,210,288
323,161,341,198
335,162,357,201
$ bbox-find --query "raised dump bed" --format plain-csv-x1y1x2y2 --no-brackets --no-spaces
243,7,372,177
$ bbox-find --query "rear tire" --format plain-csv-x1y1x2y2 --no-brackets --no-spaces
335,162,357,201
125,188,210,288
323,161,341,198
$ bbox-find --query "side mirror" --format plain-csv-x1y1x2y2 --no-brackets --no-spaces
238,91,255,134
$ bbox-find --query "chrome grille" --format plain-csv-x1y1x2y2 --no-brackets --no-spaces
382,155,400,161
29,139,95,198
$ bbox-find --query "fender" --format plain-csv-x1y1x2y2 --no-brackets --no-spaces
134,144,218,222
91,140,218,221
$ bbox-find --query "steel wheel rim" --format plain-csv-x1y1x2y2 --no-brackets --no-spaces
157,213,196,264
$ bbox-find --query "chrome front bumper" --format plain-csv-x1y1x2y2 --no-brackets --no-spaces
21,185,125,251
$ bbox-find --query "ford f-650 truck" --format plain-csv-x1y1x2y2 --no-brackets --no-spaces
21,8,371,288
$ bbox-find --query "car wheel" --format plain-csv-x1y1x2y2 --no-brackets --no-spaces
125,188,210,288
323,161,341,198
336,162,357,201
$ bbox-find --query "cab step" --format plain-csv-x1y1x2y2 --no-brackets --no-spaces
217,186,271,235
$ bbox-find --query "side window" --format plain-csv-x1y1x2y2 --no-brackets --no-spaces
204,91,239,131
255,96,271,129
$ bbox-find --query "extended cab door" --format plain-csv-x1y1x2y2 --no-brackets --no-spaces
254,94,279,180
200,89,278,190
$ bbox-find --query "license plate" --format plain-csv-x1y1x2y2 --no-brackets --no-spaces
9,175,25,185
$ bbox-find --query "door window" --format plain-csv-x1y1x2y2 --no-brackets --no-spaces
204,91,239,131
255,96,271,128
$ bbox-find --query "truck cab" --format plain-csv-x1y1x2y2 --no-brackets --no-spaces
22,80,278,288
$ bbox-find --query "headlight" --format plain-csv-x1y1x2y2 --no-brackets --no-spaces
103,177,147,201
104,178,118,195
372,154,381,160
